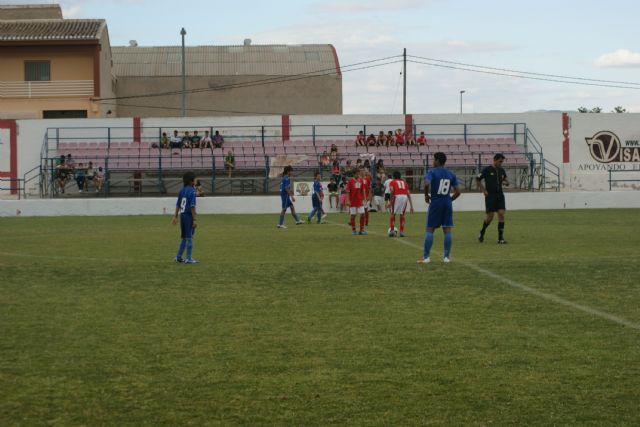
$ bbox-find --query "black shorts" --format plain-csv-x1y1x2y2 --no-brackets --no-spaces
485,193,506,213
384,193,391,201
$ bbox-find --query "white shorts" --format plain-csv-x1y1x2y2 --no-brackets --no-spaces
374,195,385,207
392,195,408,215
349,206,365,215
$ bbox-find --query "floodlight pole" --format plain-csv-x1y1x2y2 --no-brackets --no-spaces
460,90,465,114
180,27,187,117
402,48,407,115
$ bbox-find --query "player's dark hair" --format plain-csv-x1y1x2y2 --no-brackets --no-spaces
494,153,506,160
434,152,447,165
392,170,401,179
182,171,196,186
282,165,293,176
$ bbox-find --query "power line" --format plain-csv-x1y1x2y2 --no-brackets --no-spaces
408,59,640,90
408,54,640,86
98,55,403,102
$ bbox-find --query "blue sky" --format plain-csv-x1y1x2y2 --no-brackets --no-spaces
10,0,640,113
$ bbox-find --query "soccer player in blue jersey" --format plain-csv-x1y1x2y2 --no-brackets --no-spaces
171,171,198,264
418,152,461,264
307,171,327,224
278,165,303,228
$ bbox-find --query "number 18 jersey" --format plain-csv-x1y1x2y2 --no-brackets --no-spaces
425,167,458,202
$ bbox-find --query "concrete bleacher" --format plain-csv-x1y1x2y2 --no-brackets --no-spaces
53,136,529,173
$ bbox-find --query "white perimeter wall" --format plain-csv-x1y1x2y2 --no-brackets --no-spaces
1,192,639,217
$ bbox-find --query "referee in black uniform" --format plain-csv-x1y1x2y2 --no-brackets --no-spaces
476,153,509,244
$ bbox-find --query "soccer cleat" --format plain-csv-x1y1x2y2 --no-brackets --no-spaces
359,230,368,235
498,239,508,244
295,220,304,225
174,257,184,263
322,214,327,220
478,234,484,243
277,224,287,229
443,257,451,263
399,232,405,237
184,259,199,264
417,257,431,264
352,230,358,235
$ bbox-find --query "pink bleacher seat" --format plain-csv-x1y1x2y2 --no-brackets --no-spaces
274,147,285,155
89,142,98,149
67,142,78,149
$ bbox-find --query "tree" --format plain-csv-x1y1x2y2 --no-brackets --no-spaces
590,107,603,113
577,107,589,113
612,106,627,113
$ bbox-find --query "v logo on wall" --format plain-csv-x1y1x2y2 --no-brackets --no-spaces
585,130,640,163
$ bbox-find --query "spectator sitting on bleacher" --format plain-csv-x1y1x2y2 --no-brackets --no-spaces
94,167,105,193
182,131,192,148
387,130,395,146
376,159,386,181
331,160,341,183
355,131,365,147
75,162,87,193
55,158,71,194
86,161,95,190
417,131,427,145
320,151,330,173
343,160,354,181
213,131,224,148
395,129,405,146
66,153,76,169
170,130,182,148
224,150,235,178
161,132,169,148
366,133,376,146
191,131,201,148
377,131,386,146
201,130,213,149
406,130,415,145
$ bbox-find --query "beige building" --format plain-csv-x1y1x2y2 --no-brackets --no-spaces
112,44,342,117
0,4,115,119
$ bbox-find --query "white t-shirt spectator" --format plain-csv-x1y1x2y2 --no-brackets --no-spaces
383,178,393,195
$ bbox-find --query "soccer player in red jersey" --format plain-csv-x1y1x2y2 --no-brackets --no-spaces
388,170,414,237
345,167,367,235
362,169,373,227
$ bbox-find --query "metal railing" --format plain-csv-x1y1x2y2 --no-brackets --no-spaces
608,169,640,190
0,80,94,98
0,177,24,199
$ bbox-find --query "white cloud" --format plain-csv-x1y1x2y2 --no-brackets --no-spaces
62,5,82,18
311,0,428,13
595,49,640,68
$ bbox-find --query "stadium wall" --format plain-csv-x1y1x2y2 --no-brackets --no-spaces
1,192,639,217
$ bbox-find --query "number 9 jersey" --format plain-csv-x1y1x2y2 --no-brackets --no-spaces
425,167,459,228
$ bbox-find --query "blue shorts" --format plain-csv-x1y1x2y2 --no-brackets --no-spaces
180,215,195,239
427,200,454,229
281,193,293,209
312,194,322,209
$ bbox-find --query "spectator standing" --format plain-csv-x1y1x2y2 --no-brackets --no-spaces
195,179,205,197
372,178,386,212
331,160,341,184
327,177,339,209
376,159,386,181
213,131,224,148
86,161,95,191
383,174,393,212
94,166,105,193
339,182,348,213
55,158,70,194
330,143,338,161
224,150,235,178
170,130,182,148
201,130,213,149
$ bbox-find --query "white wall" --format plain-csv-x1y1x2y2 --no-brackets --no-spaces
2,192,639,217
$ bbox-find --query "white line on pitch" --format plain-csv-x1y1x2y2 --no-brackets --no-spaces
328,220,640,331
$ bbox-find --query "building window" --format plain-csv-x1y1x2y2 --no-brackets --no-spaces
25,61,51,81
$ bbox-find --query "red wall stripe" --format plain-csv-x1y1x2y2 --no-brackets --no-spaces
562,112,570,163
133,117,141,144
0,119,18,195
281,115,290,142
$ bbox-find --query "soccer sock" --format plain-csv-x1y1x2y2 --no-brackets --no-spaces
279,213,285,225
400,216,406,232
308,209,316,221
498,222,505,240
359,215,365,231
185,238,193,260
350,215,356,230
444,232,452,258
390,214,396,230
423,232,434,259
365,209,369,225
316,209,322,223
480,220,489,236
176,239,186,259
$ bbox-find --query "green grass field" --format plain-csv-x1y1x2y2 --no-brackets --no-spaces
1,209,640,425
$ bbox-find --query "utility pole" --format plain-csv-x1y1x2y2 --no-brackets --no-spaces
403,48,407,115
460,90,465,114
180,27,187,117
